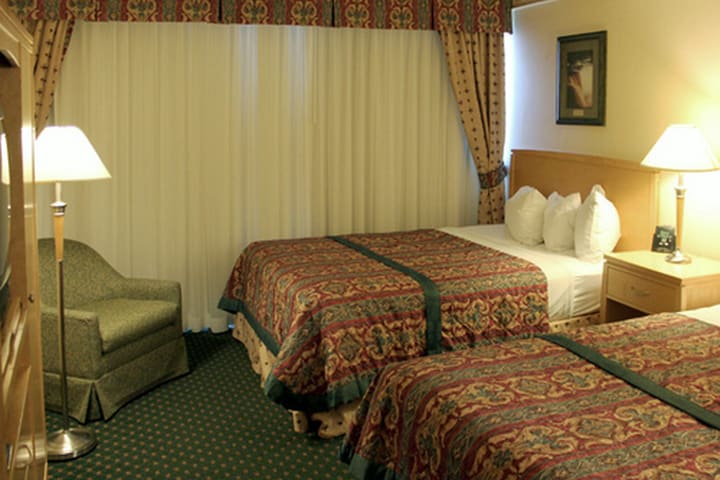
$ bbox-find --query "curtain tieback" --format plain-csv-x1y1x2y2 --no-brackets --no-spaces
478,163,507,189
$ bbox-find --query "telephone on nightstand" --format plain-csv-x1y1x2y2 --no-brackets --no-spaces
651,225,676,253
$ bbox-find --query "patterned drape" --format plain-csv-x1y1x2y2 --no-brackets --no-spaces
440,30,506,224
23,18,74,132
10,0,511,32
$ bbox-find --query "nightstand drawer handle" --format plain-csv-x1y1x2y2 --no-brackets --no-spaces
629,285,650,297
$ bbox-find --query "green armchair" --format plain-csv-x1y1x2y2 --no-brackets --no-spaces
38,238,189,422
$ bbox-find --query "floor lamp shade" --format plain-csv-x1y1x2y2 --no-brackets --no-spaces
641,124,720,263
35,125,111,461
35,126,111,183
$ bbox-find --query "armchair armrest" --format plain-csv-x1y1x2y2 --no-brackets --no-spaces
118,278,181,305
40,305,104,378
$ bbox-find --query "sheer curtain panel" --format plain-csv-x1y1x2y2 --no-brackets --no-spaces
47,22,479,332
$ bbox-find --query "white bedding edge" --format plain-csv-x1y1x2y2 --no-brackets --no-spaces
440,224,603,320
682,304,720,328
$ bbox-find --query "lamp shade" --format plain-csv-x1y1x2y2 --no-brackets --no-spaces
35,126,111,183
641,124,720,172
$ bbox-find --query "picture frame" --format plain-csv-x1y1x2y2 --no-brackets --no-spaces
556,30,607,125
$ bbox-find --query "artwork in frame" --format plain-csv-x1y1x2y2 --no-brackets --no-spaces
556,30,607,125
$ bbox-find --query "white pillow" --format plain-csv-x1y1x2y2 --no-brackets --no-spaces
505,186,547,246
574,185,621,262
543,191,581,252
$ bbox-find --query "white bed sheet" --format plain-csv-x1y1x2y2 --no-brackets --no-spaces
440,224,603,320
683,304,720,327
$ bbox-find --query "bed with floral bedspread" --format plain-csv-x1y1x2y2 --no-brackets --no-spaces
218,228,550,413
340,312,720,479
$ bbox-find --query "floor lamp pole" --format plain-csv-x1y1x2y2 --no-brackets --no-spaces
46,182,97,461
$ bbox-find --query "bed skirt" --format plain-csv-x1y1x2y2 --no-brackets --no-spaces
232,311,602,438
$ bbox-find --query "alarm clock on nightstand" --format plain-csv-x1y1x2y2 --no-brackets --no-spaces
651,225,676,253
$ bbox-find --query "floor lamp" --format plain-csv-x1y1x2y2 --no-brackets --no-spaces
35,126,111,461
641,124,720,264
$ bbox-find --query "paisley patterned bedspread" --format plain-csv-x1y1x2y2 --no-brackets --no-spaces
340,313,720,479
218,229,549,412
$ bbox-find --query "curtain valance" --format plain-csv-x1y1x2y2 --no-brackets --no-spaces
10,0,511,32
11,1,220,22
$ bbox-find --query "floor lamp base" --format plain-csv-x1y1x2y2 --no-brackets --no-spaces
47,427,97,461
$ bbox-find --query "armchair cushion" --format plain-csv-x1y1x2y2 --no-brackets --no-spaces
81,298,179,353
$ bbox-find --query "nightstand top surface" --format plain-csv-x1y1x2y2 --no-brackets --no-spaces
605,250,720,281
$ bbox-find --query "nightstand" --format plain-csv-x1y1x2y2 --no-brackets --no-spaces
601,251,720,323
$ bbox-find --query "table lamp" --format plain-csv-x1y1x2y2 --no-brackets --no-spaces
35,125,111,461
641,124,720,264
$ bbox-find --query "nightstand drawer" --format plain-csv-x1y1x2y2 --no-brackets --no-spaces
606,268,676,313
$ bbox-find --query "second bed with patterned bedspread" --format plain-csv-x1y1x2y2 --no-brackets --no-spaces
341,312,720,479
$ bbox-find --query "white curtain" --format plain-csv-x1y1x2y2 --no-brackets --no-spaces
44,21,479,332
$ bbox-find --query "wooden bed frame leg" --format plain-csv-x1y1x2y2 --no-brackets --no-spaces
291,410,309,433
311,400,361,439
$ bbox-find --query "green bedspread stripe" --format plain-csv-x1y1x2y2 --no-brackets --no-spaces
329,235,442,355
541,333,720,431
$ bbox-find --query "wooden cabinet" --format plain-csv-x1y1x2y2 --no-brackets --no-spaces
0,4,46,479
601,251,720,323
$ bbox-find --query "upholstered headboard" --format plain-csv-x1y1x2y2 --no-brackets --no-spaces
509,149,660,252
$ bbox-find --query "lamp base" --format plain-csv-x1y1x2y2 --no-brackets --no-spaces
47,427,97,461
665,249,692,264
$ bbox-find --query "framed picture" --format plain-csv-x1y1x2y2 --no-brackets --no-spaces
556,30,607,125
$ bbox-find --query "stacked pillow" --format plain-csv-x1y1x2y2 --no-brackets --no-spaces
544,192,581,252
505,186,547,246
504,184,620,262
574,185,622,262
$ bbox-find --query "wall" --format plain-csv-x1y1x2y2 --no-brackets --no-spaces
508,0,720,260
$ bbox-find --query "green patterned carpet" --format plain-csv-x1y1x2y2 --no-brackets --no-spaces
47,330,354,479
